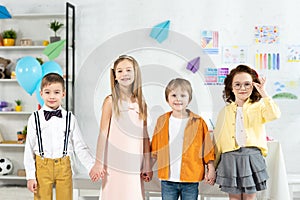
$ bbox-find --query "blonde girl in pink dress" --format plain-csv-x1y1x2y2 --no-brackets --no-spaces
89,55,153,200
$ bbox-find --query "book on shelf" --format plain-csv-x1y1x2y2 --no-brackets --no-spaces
0,130,3,143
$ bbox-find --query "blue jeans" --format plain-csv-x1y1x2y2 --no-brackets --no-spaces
161,180,199,200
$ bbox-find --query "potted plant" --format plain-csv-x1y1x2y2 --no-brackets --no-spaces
49,20,64,43
15,99,22,112
1,29,17,46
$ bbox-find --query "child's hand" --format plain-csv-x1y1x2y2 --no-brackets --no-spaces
141,167,153,182
253,76,268,97
141,163,153,182
89,163,106,182
204,168,216,185
141,171,153,182
27,179,37,193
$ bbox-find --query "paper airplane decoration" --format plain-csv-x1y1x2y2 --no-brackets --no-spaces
43,40,66,60
0,5,12,19
186,57,200,73
150,20,170,43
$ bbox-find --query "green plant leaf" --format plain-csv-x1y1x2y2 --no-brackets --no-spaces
2,29,17,39
50,20,64,37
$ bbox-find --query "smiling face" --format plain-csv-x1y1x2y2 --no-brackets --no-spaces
232,72,253,106
167,86,190,117
115,59,135,88
40,82,65,110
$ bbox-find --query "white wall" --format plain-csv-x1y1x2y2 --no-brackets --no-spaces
2,0,300,174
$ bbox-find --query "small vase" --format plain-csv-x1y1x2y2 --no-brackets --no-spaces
50,36,61,43
3,38,15,46
15,105,22,112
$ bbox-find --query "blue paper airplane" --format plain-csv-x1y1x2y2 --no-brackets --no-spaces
0,5,12,19
150,20,170,43
186,57,200,73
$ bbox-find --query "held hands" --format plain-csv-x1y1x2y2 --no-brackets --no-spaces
204,162,216,185
141,168,153,182
204,168,216,185
253,76,268,98
27,179,37,193
89,162,106,182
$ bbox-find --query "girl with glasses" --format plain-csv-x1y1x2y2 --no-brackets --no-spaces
214,65,281,200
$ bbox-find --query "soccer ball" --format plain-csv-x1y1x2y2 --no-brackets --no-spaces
0,157,13,175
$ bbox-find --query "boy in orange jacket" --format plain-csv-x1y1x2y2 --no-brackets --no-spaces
151,78,215,200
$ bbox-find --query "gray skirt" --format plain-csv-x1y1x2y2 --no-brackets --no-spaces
216,147,269,194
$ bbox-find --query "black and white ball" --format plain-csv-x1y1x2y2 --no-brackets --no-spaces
0,157,13,175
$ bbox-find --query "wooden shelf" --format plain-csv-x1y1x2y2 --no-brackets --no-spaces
0,79,18,82
0,46,72,50
0,79,72,84
0,174,26,180
0,111,32,115
0,143,25,147
0,46,46,50
12,13,65,18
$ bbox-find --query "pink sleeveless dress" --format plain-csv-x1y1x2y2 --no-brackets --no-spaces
101,101,145,200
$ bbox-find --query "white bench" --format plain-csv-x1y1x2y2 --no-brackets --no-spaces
73,177,162,200
198,182,227,200
73,178,101,200
72,177,227,200
288,174,300,199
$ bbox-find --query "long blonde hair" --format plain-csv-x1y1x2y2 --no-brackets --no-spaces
110,55,147,121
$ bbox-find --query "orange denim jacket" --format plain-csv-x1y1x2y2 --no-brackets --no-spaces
151,110,215,182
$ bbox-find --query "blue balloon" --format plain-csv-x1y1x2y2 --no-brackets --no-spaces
34,80,44,106
16,56,42,95
42,61,63,76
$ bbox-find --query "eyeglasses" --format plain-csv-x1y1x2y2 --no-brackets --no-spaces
232,82,253,90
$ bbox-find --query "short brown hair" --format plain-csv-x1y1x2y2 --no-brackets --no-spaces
165,78,192,102
41,73,65,90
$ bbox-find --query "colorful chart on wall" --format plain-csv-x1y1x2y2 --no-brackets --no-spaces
255,52,280,70
287,45,300,62
204,67,229,85
254,25,279,44
222,46,248,64
201,30,219,54
272,80,299,100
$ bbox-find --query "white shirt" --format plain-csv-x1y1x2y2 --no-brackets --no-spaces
24,105,95,180
235,107,247,147
168,115,188,182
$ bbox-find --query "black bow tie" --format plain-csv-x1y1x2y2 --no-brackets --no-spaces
44,110,62,121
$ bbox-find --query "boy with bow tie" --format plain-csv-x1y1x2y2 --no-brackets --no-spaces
24,73,95,200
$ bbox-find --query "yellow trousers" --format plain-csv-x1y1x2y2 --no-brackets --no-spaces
34,155,72,200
